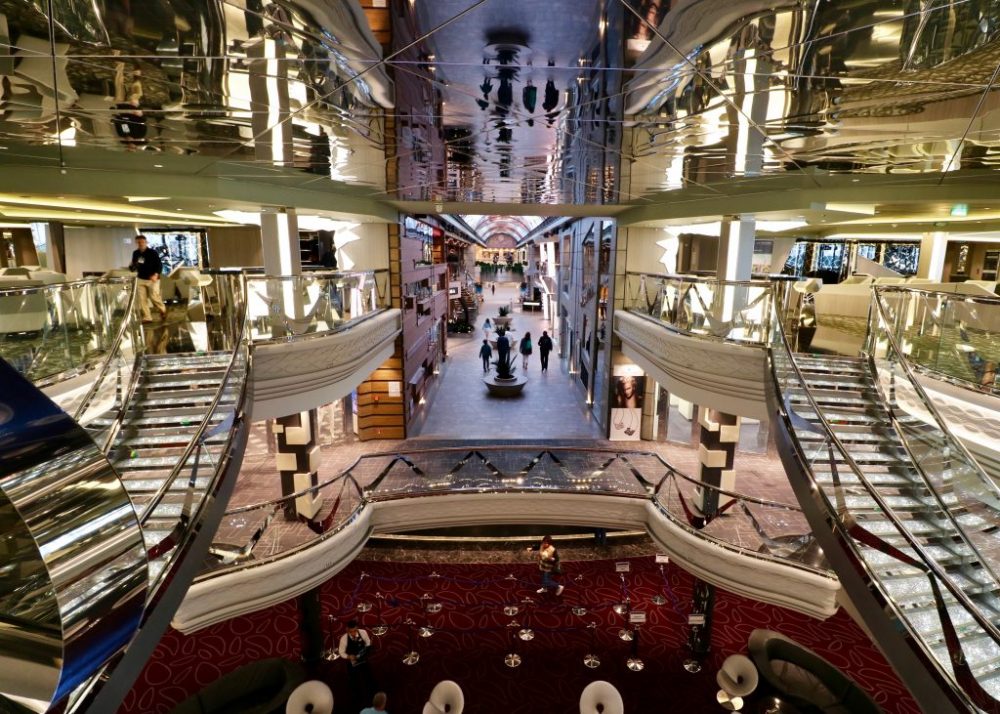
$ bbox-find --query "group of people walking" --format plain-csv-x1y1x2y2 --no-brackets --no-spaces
479,328,554,372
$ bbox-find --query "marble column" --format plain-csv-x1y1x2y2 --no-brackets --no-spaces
917,231,948,281
274,410,321,520
697,408,740,519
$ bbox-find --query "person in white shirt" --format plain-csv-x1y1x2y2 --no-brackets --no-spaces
338,619,375,709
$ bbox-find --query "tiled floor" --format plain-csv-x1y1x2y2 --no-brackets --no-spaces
413,282,603,440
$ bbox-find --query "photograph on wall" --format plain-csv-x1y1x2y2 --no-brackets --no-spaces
610,375,645,441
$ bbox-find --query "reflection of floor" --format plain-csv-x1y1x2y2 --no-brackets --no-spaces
413,282,602,440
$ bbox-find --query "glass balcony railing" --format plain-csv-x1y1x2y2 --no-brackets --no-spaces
245,270,390,343
875,286,1000,395
0,277,134,386
623,271,786,345
197,448,831,581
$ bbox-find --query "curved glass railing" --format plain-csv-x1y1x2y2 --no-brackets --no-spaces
875,286,1000,396
0,277,134,386
195,447,831,581
623,271,789,344
651,457,825,572
245,269,390,343
768,284,1000,711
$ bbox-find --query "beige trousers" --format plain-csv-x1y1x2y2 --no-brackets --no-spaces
137,278,166,320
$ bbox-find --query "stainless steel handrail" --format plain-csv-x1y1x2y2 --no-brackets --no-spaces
72,278,143,450
767,284,1000,710
0,275,132,296
624,270,775,287
205,446,830,579
877,285,1000,306
868,286,1000,584
137,273,250,530
874,285,1000,395
27,279,137,389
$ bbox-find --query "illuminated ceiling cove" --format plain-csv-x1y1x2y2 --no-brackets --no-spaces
3,1,1000,208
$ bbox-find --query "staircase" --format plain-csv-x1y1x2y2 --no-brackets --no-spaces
97,352,238,582
773,347,1000,712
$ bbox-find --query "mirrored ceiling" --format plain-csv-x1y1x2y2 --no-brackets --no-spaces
2,0,1000,208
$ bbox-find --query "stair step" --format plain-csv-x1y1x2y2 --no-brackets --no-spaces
120,476,213,492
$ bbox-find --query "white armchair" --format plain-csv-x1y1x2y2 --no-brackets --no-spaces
579,681,624,714
717,653,759,698
424,680,464,714
285,680,333,714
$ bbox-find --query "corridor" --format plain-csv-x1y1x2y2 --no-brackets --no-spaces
412,282,603,440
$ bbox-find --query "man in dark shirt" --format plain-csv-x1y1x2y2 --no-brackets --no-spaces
538,330,554,372
129,235,167,322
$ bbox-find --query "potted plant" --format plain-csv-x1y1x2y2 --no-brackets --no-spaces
495,304,512,328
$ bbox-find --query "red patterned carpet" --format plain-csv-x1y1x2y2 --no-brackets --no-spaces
123,556,920,713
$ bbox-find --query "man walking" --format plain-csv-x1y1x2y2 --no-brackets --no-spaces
129,235,167,323
538,330,553,372
339,619,375,709
479,339,493,373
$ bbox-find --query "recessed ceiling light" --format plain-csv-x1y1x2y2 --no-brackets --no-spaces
154,164,164,168
851,178,860,182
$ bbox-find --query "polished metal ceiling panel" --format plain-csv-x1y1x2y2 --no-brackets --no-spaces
2,0,1000,208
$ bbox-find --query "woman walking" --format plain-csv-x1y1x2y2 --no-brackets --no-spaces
526,535,563,595
519,331,533,370
483,317,492,340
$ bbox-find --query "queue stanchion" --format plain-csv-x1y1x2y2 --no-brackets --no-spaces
371,592,388,637
503,572,520,616
323,615,340,661
402,617,420,665
652,555,669,606
418,593,435,638
518,596,535,641
505,619,522,668
626,624,645,672
356,571,372,613
583,621,601,669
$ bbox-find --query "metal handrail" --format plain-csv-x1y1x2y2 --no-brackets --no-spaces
624,270,775,287
0,275,132,296
874,285,1000,395
767,283,1000,710
24,279,137,389
868,286,1000,583
72,278,143,450
207,446,830,579
876,284,1000,306
138,274,249,528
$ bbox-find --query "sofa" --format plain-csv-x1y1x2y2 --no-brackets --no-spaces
748,629,882,714
168,658,306,714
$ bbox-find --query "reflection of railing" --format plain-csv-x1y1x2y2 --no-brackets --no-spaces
245,269,390,343
623,271,784,345
198,447,829,580
768,284,1000,712
0,277,134,386
874,286,1000,395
